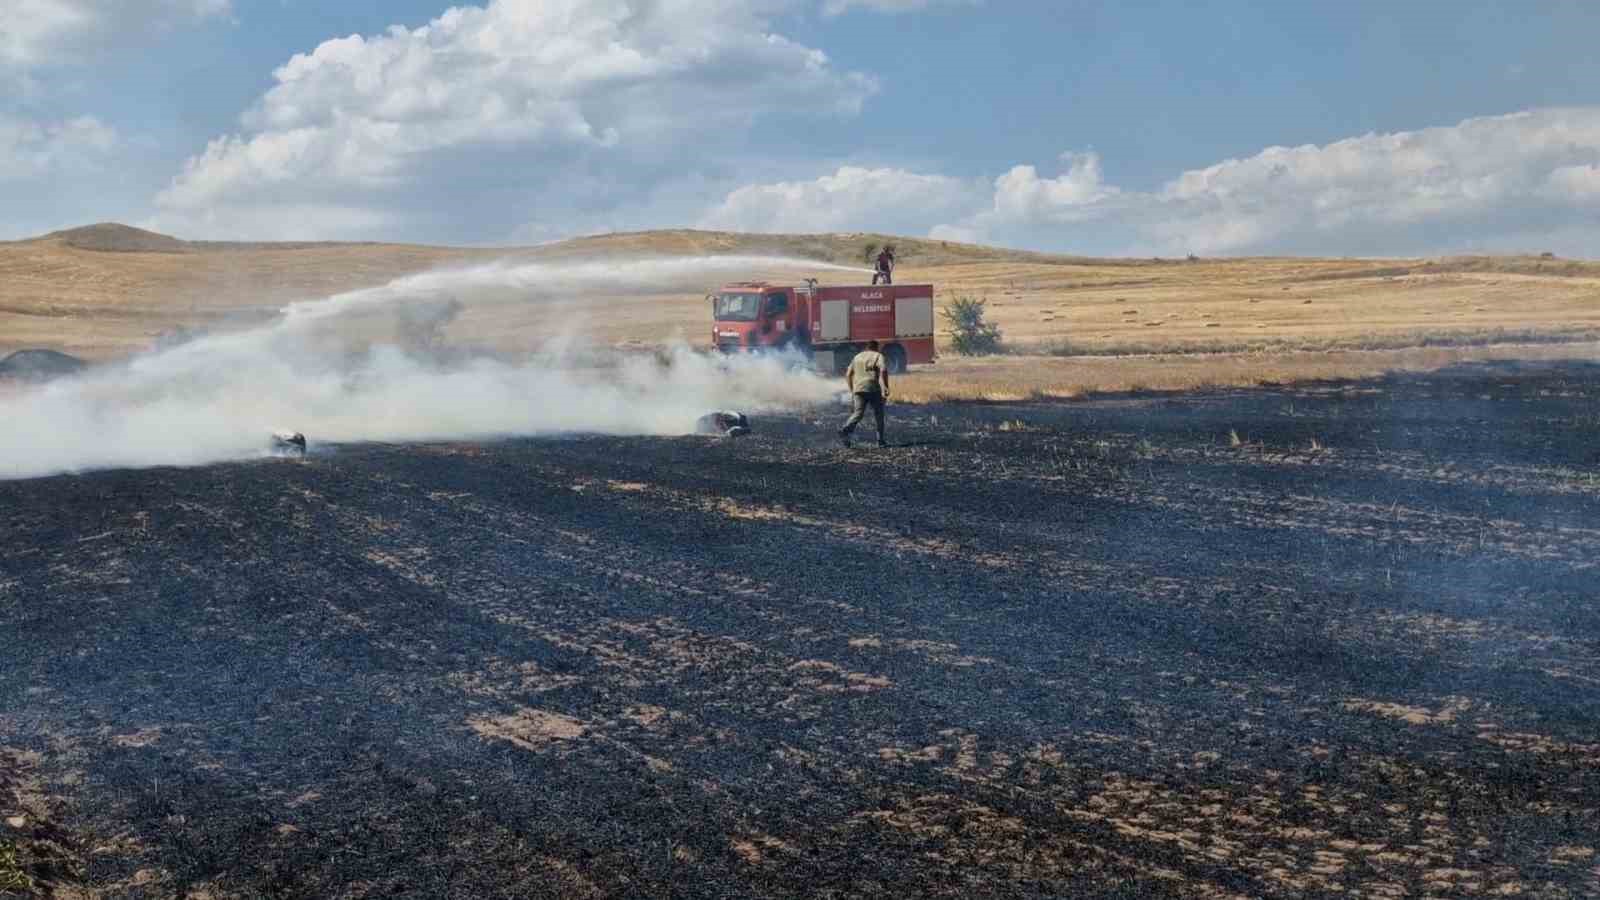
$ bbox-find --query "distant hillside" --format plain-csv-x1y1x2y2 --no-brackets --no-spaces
38,223,190,253
20,223,1598,276
17,223,1069,267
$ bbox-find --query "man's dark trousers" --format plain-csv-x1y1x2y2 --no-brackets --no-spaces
841,390,886,444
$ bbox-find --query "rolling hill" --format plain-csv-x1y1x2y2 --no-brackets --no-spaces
3,223,1598,365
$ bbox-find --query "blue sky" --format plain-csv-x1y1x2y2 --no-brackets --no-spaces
3,0,1598,255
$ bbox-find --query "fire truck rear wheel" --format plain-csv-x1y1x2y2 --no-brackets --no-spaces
885,344,908,374
833,349,855,374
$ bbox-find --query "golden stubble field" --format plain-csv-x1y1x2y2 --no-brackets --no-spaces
3,223,1598,399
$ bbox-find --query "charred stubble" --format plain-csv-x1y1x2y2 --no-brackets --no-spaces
2,361,1599,898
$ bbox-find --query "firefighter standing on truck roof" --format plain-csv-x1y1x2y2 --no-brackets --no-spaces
839,340,890,448
873,246,894,285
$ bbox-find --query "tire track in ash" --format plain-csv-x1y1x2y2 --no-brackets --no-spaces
312,448,1273,897
196,445,1312,890
363,422,1600,896
532,419,1600,721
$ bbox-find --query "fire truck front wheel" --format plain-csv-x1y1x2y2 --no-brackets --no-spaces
884,344,908,374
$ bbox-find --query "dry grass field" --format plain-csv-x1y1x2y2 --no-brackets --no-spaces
3,224,1598,399
914,255,1600,354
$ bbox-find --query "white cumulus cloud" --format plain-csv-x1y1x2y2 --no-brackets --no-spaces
0,113,136,238
820,0,976,15
0,113,116,177
717,108,1600,257
0,0,225,238
699,165,986,234
987,152,1117,224
1129,107,1600,255
151,0,876,241
0,0,230,68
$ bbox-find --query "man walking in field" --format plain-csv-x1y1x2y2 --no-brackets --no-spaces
838,340,890,448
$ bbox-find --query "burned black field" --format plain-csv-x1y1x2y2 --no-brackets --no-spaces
4,362,1600,898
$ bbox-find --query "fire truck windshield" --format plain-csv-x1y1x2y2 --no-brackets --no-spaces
713,292,761,321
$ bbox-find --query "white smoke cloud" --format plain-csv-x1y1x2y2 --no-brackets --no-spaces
0,255,865,481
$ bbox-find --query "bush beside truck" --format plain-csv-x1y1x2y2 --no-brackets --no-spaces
942,295,1003,356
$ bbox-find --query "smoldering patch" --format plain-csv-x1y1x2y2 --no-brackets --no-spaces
0,256,846,481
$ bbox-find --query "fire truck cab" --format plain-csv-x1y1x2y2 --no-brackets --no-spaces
710,280,936,373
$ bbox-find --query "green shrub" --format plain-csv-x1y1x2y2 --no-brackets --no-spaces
941,294,1003,356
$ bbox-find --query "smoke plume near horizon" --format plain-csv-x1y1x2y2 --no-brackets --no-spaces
0,255,869,481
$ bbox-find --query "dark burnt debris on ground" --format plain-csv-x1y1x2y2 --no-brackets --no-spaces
0,350,86,384
695,410,752,438
3,361,1600,898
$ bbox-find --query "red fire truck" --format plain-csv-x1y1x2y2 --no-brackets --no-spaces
709,280,937,373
